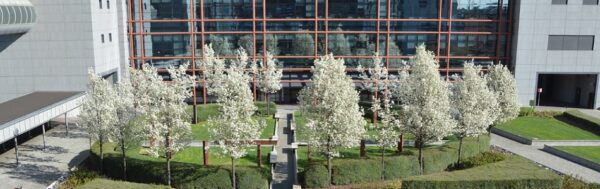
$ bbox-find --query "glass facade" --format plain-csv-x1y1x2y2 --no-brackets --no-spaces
128,0,513,104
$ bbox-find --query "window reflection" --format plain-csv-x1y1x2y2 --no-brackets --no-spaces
452,0,500,19
450,35,496,56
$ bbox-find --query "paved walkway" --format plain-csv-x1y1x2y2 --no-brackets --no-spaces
271,106,299,189
491,133,600,183
0,119,90,189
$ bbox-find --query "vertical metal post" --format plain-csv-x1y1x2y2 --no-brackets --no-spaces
42,123,46,151
65,113,69,137
14,129,19,166
203,140,208,166
257,144,262,167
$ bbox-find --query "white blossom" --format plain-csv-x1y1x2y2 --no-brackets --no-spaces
78,68,117,172
254,51,283,95
395,44,455,173
298,54,366,183
452,63,499,138
487,64,519,124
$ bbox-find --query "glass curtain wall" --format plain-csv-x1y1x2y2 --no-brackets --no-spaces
128,0,513,104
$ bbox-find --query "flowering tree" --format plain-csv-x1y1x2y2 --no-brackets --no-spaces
451,63,498,165
204,46,264,189
370,89,401,180
79,69,116,173
110,79,140,180
396,44,455,174
298,54,366,184
210,35,234,56
487,64,519,125
253,51,282,115
134,64,165,153
152,63,194,186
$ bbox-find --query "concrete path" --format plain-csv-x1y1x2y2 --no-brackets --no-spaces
0,119,90,189
491,133,600,183
271,106,299,189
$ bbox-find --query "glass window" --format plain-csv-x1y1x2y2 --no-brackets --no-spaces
452,0,500,19
145,0,190,20
203,0,253,19
328,21,376,31
266,0,315,18
101,34,105,43
387,21,438,31
204,22,253,31
452,22,497,32
107,0,110,9
99,0,103,9
145,22,190,32
450,34,497,56
583,0,598,5
390,0,448,19
109,33,112,42
266,21,315,31
146,34,191,57
552,0,568,4
328,0,377,18
390,34,438,55
548,35,594,51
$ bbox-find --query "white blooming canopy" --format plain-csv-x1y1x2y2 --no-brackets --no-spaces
254,51,283,95
451,63,498,137
298,54,367,157
204,46,264,159
487,64,519,124
397,44,455,144
79,69,116,144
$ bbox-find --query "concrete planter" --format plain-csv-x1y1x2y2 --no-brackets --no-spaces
543,145,600,172
491,127,532,145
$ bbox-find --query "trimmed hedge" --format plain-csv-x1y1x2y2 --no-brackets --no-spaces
564,110,600,134
401,156,562,189
85,143,269,189
255,101,277,116
302,136,489,188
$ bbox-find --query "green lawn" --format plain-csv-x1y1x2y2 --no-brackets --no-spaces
76,178,169,189
554,146,600,164
294,112,414,142
496,116,600,140
402,156,562,188
97,142,271,167
191,116,276,140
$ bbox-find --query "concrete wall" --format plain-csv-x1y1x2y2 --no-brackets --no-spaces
513,0,600,109
0,0,128,103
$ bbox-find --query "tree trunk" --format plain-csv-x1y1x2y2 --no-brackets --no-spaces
99,139,104,173
308,144,312,161
232,157,237,189
327,155,332,185
397,134,404,154
121,137,127,180
360,140,366,159
166,133,172,187
457,136,464,166
266,93,270,116
417,139,423,175
381,146,385,180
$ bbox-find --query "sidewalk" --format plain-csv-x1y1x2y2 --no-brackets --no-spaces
271,107,298,189
0,120,90,189
491,133,600,184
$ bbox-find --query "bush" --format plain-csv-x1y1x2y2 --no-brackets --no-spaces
519,107,535,117
303,163,330,188
85,143,269,189
332,159,381,185
533,111,562,118
461,152,506,169
255,101,277,116
562,175,600,189
402,156,562,189
59,168,99,189
301,136,490,187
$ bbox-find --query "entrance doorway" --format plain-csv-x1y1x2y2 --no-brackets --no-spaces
536,74,597,108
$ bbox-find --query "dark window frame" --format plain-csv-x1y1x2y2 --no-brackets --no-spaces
548,35,595,51
552,0,568,5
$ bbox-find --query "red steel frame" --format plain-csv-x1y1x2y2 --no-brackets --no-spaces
128,0,514,105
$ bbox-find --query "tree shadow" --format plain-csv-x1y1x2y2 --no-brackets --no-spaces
555,115,600,136
20,144,68,154
0,162,62,185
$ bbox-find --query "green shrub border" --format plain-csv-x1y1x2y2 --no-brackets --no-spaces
84,143,270,189
301,136,490,188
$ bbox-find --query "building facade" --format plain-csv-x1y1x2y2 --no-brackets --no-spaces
0,0,129,103
128,0,513,104
512,0,600,109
